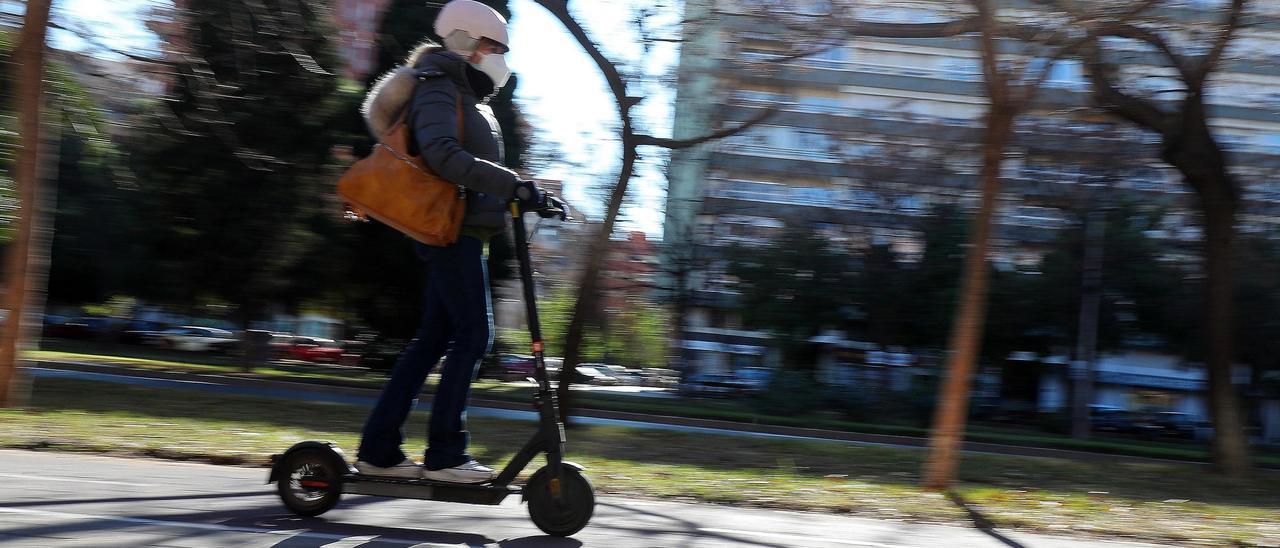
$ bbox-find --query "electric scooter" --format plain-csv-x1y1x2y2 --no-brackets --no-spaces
268,200,595,537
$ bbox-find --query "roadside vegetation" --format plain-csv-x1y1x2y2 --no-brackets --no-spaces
28,348,1280,469
3,377,1278,546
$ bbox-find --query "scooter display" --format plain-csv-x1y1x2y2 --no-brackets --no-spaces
268,201,595,537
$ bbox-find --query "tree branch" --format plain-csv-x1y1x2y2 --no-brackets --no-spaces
47,21,175,66
533,0,632,122
1094,20,1195,84
1081,38,1172,135
846,17,981,38
972,0,1006,102
633,108,775,150
1194,0,1247,88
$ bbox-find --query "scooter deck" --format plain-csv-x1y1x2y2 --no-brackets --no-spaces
343,474,518,505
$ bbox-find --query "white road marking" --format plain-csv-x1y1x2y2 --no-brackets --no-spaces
0,472,155,487
320,535,379,548
699,527,915,548
0,507,445,546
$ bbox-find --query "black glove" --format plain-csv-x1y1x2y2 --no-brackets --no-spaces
537,194,568,221
513,180,545,207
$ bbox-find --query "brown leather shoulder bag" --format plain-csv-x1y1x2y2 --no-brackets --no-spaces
337,92,466,246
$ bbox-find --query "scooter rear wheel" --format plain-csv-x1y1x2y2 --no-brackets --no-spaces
276,447,343,516
525,464,594,537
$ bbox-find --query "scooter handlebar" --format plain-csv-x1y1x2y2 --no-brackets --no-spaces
523,194,570,221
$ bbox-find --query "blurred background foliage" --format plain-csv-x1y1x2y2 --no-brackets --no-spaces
2,0,1279,382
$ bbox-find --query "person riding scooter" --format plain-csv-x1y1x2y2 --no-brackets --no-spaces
355,0,561,483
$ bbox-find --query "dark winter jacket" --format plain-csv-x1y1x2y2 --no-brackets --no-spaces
362,44,517,237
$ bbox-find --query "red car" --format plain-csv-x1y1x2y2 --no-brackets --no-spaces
278,337,348,364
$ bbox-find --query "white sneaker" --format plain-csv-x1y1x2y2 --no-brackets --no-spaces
354,458,421,479
422,460,495,484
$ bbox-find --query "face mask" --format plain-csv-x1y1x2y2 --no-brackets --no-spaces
472,53,510,89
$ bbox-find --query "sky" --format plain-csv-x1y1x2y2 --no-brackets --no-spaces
46,0,682,239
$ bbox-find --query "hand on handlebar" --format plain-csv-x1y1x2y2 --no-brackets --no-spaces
537,194,568,221
514,180,568,221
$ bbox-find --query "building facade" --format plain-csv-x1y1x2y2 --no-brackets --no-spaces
663,0,1280,377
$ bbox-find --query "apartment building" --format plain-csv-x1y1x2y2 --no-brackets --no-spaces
663,0,1280,376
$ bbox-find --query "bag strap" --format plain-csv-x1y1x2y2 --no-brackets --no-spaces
397,70,464,144
455,92,463,144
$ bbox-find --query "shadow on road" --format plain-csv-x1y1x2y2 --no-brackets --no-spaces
592,501,787,548
0,490,267,509
946,491,1026,548
0,494,512,547
497,536,583,547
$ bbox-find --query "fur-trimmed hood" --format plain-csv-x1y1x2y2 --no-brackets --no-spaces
360,43,448,137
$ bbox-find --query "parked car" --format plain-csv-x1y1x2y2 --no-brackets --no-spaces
733,367,773,392
350,334,406,373
279,336,346,364
151,326,239,353
1150,411,1208,439
266,331,296,353
637,368,679,387
574,365,619,386
492,354,536,381
544,357,563,380
590,364,643,386
678,373,747,398
1089,405,1134,433
43,315,113,340
118,320,169,345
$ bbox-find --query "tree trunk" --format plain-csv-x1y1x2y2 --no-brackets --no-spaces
1162,96,1251,475
1071,209,1106,439
0,0,54,408
922,110,1012,490
1201,187,1250,474
556,137,639,424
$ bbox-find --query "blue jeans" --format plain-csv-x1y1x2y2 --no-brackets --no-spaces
358,236,493,470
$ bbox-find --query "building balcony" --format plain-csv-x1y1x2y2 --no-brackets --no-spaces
715,100,1280,166
708,148,850,179
715,53,1280,127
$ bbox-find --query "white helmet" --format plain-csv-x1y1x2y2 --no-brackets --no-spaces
434,0,509,53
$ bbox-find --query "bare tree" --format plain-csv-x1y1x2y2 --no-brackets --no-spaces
917,0,1071,490
836,0,1259,478
0,0,54,408
1048,0,1255,477
530,0,776,420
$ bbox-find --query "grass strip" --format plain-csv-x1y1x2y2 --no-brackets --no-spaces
26,346,1280,468
3,376,1279,546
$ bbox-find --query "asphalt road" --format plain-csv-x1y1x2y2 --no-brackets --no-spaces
0,450,1167,548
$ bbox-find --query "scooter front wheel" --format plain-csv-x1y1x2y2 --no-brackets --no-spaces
276,447,343,516
524,464,594,537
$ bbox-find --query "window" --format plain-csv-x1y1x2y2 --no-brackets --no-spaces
941,57,981,81
796,130,832,150
1046,60,1084,90
844,142,884,159
795,95,846,114
798,45,850,69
